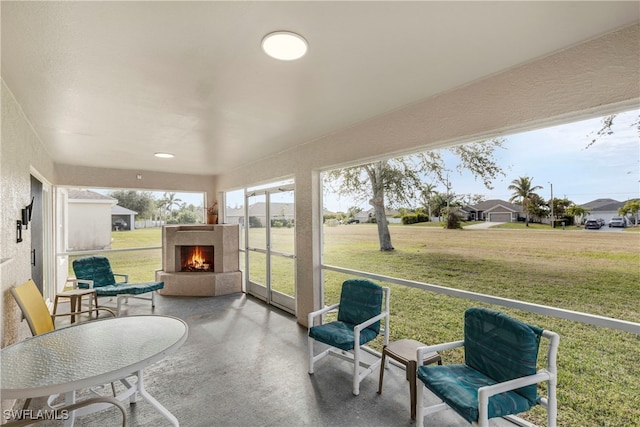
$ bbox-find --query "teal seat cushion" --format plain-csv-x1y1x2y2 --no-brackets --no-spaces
72,256,117,287
92,281,164,297
337,279,383,335
417,364,536,423
464,307,542,403
73,256,164,296
309,321,378,351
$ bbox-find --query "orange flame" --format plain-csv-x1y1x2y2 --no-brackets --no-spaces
189,246,206,269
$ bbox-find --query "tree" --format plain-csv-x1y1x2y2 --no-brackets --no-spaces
585,113,640,149
108,190,155,219
566,204,588,225
327,139,505,250
508,176,543,226
552,197,573,219
527,193,548,222
619,199,640,226
158,192,183,219
419,183,437,220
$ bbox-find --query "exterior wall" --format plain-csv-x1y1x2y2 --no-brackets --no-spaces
1,81,55,348
214,25,640,326
68,202,114,251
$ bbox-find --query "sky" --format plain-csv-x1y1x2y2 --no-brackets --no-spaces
325,109,640,212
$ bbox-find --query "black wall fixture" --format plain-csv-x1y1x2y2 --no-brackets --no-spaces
22,196,34,230
17,197,34,242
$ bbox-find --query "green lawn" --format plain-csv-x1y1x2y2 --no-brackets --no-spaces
98,225,639,426
323,224,640,427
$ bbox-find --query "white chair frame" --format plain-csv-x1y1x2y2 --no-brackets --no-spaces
308,286,390,395
73,276,157,316
416,329,559,427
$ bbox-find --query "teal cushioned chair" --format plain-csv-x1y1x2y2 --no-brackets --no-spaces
308,279,390,395
415,307,559,427
72,256,164,316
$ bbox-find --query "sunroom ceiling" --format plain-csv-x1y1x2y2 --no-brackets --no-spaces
1,1,638,176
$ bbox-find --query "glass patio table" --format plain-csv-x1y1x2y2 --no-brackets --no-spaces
1,315,188,426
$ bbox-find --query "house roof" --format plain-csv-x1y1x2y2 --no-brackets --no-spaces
2,2,637,177
580,198,623,211
68,189,116,204
469,199,522,213
111,205,138,215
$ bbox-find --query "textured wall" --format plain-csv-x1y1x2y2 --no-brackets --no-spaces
1,81,55,347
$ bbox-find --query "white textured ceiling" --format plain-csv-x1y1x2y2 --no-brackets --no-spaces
2,1,638,176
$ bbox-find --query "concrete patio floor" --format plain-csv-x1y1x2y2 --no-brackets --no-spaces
27,292,519,427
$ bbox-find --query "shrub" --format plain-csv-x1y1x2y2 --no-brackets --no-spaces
401,213,430,225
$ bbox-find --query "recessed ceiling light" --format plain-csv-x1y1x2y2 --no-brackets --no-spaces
154,152,174,158
261,31,308,61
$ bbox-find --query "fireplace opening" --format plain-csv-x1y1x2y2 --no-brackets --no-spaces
180,246,214,272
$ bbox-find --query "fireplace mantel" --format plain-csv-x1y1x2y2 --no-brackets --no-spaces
155,224,242,296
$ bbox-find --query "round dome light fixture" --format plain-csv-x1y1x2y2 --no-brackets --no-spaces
261,31,308,61
154,152,174,159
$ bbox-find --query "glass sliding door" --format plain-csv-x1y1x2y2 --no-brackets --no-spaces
245,182,295,313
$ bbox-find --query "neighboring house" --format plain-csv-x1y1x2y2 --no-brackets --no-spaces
455,206,476,221
580,198,626,224
225,206,244,225
354,208,401,224
468,199,523,222
67,189,117,250
226,202,295,227
111,205,137,231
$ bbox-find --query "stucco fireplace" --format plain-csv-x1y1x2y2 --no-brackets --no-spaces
155,224,242,296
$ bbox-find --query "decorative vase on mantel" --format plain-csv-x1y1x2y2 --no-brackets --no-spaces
207,214,218,225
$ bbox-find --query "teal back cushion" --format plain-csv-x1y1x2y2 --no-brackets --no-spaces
464,307,543,403
337,279,383,334
72,256,116,288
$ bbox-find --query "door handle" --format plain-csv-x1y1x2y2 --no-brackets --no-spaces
31,249,36,266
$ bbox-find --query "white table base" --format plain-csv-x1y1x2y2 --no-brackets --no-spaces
61,370,179,427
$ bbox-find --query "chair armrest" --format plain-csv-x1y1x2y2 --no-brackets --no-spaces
417,340,464,361
308,303,340,327
354,310,389,331
66,278,79,289
113,273,129,283
75,278,94,289
478,370,553,400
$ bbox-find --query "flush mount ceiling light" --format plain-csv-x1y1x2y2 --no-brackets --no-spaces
261,31,308,61
154,152,174,158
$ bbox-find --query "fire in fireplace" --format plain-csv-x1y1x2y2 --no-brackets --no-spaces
180,246,214,272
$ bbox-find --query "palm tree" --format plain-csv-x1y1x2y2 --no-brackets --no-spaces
419,183,436,220
159,192,183,220
566,204,588,225
508,176,542,226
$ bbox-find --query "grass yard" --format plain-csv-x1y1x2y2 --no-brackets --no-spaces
323,223,639,427
95,224,639,426
68,228,162,282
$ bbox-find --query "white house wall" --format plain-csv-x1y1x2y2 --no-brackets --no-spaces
68,202,114,251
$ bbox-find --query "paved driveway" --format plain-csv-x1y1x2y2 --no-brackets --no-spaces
463,222,505,229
